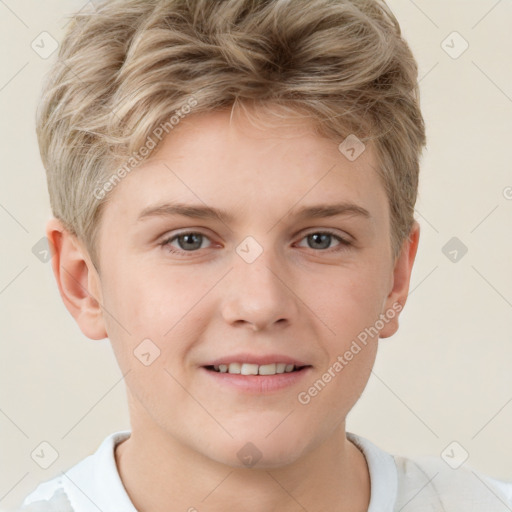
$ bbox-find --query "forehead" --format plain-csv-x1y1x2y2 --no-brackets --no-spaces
102,108,388,226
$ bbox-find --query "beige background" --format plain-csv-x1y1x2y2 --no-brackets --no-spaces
1,0,511,508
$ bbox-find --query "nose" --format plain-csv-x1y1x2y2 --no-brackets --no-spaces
220,246,300,331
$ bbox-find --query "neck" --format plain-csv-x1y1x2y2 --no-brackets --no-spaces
115,420,370,512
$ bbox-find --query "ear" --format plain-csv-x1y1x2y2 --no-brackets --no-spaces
379,220,420,339
46,217,107,340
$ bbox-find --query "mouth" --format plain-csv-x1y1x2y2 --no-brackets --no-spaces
204,363,311,376
201,359,313,393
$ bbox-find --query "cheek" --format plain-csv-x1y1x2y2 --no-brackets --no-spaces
102,265,187,329
308,262,385,401
319,260,389,342
100,267,210,368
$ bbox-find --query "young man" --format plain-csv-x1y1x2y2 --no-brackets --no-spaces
20,0,512,510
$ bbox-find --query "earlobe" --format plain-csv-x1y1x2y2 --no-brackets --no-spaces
379,221,420,339
46,218,107,340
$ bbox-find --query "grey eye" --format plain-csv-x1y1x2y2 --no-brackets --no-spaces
176,233,204,251
307,233,333,250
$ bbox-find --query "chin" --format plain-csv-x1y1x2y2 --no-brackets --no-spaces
199,429,311,470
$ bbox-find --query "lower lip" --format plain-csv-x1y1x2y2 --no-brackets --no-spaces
200,366,312,393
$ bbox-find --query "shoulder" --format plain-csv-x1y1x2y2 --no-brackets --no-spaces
20,431,132,512
348,432,512,511
394,454,512,511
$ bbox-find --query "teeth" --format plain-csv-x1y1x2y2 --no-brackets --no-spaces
259,363,276,375
241,363,259,375
210,362,302,375
228,362,241,374
276,363,286,374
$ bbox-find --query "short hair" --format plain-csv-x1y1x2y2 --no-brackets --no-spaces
37,0,426,269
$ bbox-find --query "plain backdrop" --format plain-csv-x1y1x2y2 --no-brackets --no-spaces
1,0,511,508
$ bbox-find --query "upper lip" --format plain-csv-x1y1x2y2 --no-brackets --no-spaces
202,353,311,367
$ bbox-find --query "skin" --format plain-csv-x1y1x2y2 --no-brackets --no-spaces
47,107,419,512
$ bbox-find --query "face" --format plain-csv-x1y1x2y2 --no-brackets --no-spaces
90,108,403,468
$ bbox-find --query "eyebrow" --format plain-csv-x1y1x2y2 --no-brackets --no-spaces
137,201,371,224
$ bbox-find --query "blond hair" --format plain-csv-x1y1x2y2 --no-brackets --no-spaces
37,0,426,268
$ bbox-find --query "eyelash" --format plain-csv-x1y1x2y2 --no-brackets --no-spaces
159,230,352,256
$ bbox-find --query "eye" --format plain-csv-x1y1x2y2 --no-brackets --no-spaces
296,231,352,252
160,231,212,255
159,229,352,257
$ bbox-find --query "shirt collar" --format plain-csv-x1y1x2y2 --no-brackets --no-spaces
346,431,398,512
65,430,397,512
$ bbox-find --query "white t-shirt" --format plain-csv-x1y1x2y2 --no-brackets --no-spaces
20,430,512,511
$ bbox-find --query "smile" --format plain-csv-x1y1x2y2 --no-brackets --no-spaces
205,363,309,375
